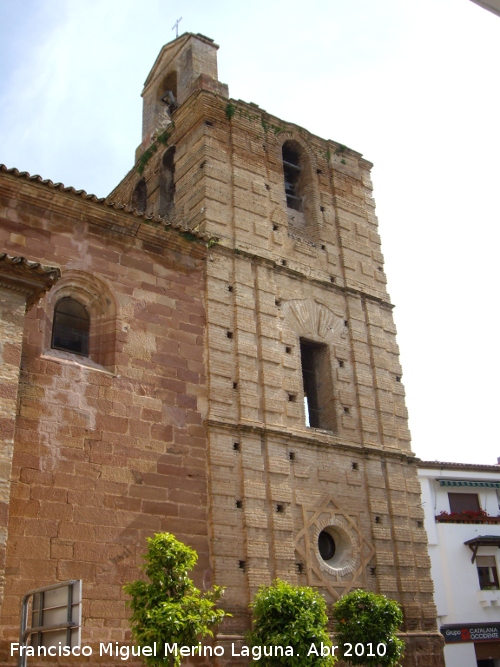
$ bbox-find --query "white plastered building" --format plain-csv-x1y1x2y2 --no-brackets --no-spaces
419,461,500,667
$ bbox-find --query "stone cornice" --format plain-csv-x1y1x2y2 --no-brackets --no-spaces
205,418,415,464
0,254,60,310
213,243,394,309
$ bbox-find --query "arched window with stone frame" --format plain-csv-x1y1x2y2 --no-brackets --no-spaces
281,139,320,240
44,271,118,372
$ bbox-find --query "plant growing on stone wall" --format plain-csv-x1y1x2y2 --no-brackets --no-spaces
136,127,174,175
180,231,197,243
332,589,404,667
124,533,227,667
247,579,337,667
137,143,158,175
156,128,172,146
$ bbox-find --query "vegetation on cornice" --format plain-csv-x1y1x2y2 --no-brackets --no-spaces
261,116,284,135
225,101,284,135
179,230,219,249
136,127,174,176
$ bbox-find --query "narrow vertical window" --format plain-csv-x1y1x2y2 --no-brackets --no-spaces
51,298,90,356
300,339,335,430
132,179,147,213
159,147,176,216
282,141,303,211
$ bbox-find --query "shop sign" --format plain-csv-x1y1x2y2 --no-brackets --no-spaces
441,624,500,643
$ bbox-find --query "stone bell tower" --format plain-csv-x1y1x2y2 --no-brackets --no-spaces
109,33,445,667
136,33,228,160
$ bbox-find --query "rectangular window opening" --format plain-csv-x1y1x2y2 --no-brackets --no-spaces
477,556,499,590
448,492,481,514
19,580,82,667
300,339,335,431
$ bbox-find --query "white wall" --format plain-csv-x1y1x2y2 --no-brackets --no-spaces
444,642,476,667
418,465,500,667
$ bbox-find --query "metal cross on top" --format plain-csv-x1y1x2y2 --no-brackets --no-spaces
172,17,183,38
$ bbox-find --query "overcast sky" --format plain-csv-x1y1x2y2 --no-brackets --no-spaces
1,0,499,465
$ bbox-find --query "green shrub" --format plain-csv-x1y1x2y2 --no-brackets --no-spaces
248,579,337,666
124,533,227,667
332,589,404,666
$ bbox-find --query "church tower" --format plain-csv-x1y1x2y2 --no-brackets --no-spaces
110,33,445,666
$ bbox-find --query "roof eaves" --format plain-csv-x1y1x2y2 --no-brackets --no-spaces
0,164,211,243
418,460,500,472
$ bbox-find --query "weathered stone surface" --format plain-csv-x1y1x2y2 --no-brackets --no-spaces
0,31,443,667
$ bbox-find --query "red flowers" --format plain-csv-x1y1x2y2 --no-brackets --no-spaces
436,509,500,523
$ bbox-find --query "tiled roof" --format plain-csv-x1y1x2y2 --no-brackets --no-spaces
419,460,500,472
0,254,61,308
0,164,210,242
0,254,60,281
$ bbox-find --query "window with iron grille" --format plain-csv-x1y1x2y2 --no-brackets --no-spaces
18,580,82,666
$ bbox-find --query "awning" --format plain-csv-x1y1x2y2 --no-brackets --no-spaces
439,480,500,488
464,536,500,563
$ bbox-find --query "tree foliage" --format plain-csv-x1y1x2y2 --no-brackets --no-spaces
332,589,404,666
124,533,227,667
248,579,337,667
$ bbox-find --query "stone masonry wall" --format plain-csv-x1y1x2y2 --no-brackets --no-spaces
171,90,442,665
0,288,26,622
107,75,444,664
0,171,209,666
